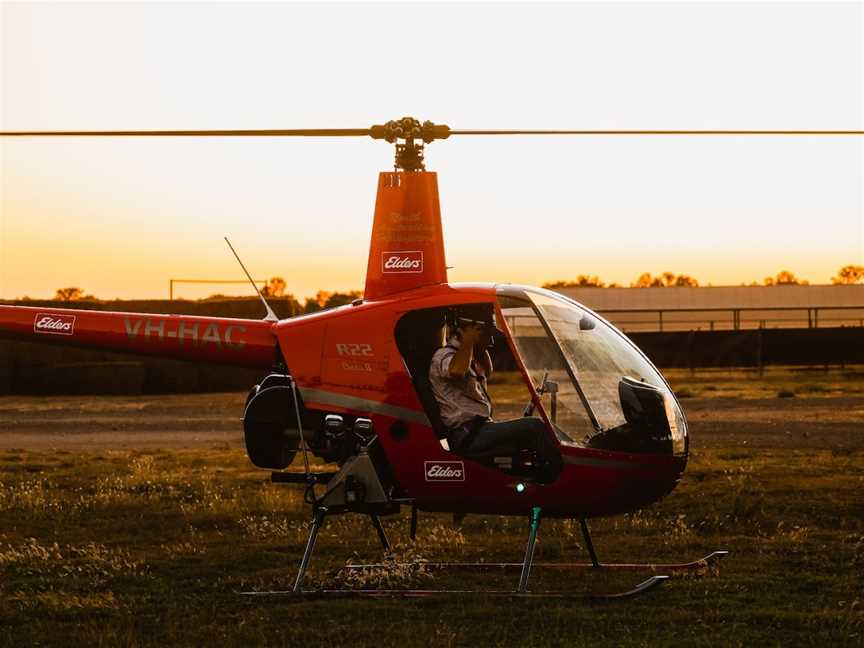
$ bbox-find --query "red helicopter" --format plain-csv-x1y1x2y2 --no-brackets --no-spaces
3,118,857,598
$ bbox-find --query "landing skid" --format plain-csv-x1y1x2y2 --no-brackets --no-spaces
243,575,669,601
241,505,724,601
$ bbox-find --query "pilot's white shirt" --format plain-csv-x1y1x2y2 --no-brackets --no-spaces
429,336,492,429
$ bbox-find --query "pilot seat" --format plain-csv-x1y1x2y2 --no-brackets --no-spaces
395,307,538,477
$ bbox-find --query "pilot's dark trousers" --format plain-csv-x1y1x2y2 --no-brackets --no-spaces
454,417,563,482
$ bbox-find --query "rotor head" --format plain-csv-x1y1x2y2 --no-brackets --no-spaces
370,117,451,171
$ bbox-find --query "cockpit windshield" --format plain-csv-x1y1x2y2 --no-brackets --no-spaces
497,286,687,456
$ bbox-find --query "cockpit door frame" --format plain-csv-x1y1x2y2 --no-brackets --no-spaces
493,300,565,447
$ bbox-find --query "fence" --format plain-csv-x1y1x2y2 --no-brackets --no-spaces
627,328,864,370
597,305,864,332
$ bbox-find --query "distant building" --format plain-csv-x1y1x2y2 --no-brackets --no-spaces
552,285,864,332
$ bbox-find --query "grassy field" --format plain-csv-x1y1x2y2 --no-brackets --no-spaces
0,368,862,647
663,365,864,400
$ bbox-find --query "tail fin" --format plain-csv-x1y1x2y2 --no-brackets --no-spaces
364,172,448,300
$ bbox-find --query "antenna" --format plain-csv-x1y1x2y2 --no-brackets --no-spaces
224,237,279,322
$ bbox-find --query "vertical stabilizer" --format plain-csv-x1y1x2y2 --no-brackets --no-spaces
364,172,448,300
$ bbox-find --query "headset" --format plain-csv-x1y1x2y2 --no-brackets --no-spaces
446,306,498,349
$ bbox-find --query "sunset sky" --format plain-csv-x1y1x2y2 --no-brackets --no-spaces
1,1,862,301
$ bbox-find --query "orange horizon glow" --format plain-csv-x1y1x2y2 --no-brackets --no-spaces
1,260,859,303
1,187,861,301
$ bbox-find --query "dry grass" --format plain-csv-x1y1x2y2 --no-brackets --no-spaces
0,445,861,646
0,370,861,646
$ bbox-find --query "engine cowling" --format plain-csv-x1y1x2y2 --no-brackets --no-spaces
243,381,303,469
242,372,362,469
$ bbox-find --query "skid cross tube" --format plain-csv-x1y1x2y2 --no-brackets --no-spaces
293,507,327,593
580,518,601,568
409,505,418,541
517,506,543,593
370,515,391,552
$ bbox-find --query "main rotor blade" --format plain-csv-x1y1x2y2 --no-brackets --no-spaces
3,126,861,140
0,128,372,137
449,129,864,136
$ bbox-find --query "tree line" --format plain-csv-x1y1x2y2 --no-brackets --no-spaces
45,279,360,315
28,264,864,304
543,264,864,289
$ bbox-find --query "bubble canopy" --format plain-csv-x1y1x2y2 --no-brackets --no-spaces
495,286,688,456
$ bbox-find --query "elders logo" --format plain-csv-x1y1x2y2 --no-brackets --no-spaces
34,313,76,336
424,461,465,482
382,250,423,274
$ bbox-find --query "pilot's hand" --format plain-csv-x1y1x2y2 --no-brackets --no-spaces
475,328,494,351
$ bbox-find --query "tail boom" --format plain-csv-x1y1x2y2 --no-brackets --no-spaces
0,305,278,369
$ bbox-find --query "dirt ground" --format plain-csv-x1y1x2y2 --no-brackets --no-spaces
0,393,248,450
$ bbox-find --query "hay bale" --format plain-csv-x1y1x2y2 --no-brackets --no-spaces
0,341,12,394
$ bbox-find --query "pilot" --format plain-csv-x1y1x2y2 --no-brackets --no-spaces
429,306,562,482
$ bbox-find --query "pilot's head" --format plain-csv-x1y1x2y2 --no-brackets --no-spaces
451,304,496,349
